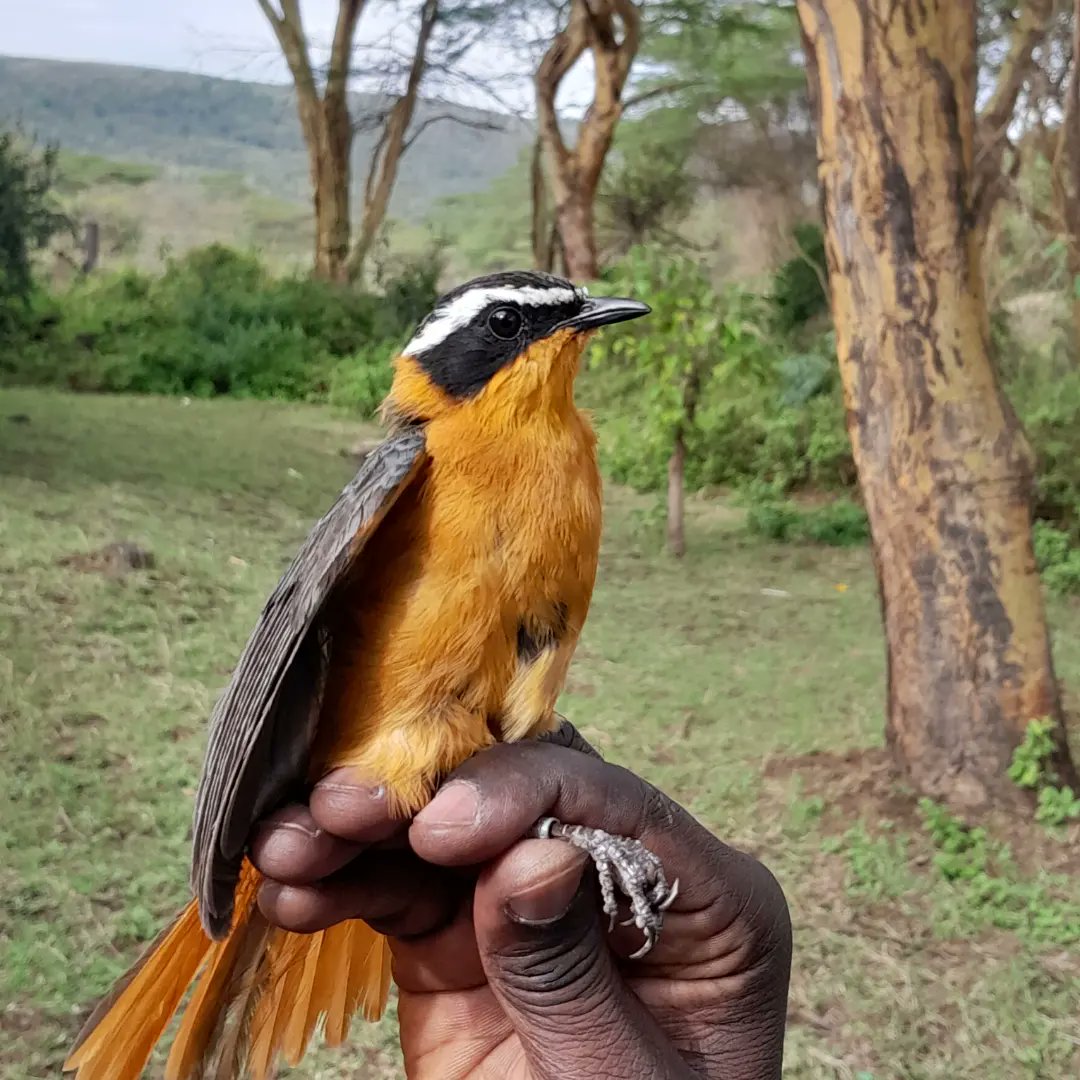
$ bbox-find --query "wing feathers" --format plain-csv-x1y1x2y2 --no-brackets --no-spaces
190,429,427,936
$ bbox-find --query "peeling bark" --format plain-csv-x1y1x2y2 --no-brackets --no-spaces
797,0,1077,809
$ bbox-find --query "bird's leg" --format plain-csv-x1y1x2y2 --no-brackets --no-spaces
530,817,679,959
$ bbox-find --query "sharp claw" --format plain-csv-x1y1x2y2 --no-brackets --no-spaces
629,929,656,961
659,879,680,910
530,817,672,958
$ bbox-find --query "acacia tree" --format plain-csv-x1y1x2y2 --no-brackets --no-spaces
256,0,361,281
536,0,643,279
797,0,1077,809
257,0,489,282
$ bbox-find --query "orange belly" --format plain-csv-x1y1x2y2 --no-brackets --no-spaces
312,399,602,815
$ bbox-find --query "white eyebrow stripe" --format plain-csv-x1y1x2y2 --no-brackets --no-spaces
403,284,581,357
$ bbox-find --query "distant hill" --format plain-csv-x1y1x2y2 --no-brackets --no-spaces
0,55,533,220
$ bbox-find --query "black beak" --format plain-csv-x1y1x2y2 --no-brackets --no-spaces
558,295,651,332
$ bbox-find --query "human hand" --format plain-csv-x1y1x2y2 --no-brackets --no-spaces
250,724,791,1079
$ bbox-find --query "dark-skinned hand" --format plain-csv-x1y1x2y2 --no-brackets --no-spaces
249,723,792,1079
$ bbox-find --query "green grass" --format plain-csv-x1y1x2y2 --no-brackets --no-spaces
1,388,1078,1078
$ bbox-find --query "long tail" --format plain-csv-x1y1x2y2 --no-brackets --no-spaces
64,862,392,1080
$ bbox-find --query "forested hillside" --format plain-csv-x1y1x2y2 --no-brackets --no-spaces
0,55,532,218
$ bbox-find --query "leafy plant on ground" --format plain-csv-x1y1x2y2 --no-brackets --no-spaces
1008,716,1080,828
917,799,1080,944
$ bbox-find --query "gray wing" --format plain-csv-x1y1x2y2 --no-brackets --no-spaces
190,428,426,938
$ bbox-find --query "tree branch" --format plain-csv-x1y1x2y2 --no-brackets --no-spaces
623,79,701,110
974,0,1055,226
535,0,591,166
402,111,503,153
327,0,367,100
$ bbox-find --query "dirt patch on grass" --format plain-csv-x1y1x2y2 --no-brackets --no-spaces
764,747,1080,875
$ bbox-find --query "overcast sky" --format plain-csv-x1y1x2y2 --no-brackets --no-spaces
3,0,593,112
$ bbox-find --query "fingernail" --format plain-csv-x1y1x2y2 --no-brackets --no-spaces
316,770,386,801
254,813,321,841
416,781,480,828
506,851,589,924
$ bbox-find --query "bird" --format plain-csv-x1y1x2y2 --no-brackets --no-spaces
64,270,673,1080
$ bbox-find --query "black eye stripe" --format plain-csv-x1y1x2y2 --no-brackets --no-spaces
404,272,587,401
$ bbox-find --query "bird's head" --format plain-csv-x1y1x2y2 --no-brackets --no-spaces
383,270,649,426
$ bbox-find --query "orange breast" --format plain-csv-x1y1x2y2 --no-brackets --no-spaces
312,391,601,816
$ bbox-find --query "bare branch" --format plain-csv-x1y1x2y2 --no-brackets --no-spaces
974,0,1056,226
623,79,702,111
402,111,504,153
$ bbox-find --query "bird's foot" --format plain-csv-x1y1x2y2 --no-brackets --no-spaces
530,817,678,959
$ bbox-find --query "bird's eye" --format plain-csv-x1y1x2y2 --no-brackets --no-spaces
487,306,523,340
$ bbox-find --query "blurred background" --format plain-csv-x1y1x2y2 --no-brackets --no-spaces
1,2,1078,1077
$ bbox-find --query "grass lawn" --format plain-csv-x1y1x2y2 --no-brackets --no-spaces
1,388,1078,1079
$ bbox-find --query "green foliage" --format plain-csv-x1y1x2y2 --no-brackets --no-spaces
1008,367,1080,533
1031,522,1080,596
745,493,869,547
55,151,160,193
917,800,1080,945
641,1,805,118
0,244,432,414
1007,717,1080,829
598,129,695,256
586,246,854,500
1008,717,1061,790
833,821,914,900
919,799,991,881
0,130,70,309
771,222,829,331
1035,786,1080,828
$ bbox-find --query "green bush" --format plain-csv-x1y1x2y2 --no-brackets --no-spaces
744,492,869,547
0,244,433,414
771,221,829,331
584,246,853,498
1032,522,1080,596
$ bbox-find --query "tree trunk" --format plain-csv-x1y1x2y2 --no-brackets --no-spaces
556,187,600,280
256,0,363,282
531,134,555,272
798,0,1077,810
310,127,351,283
534,0,640,282
1055,0,1080,361
667,431,686,558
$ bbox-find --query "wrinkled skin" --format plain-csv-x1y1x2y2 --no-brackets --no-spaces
251,724,792,1079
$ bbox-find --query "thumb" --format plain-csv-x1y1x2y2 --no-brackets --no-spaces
472,840,693,1080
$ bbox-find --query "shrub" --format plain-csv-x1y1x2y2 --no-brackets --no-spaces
771,221,829,331
1032,522,1080,597
0,244,430,413
744,491,869,547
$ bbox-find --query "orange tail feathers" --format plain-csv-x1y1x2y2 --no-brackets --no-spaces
64,862,393,1080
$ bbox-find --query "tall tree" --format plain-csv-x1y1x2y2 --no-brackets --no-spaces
797,0,1077,809
256,0,362,281
257,0,491,281
536,0,643,279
